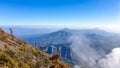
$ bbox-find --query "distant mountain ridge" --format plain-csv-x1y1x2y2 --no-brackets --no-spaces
23,28,119,47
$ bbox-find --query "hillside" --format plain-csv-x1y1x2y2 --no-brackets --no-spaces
0,28,71,68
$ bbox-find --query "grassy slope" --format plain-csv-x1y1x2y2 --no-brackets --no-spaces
0,28,71,68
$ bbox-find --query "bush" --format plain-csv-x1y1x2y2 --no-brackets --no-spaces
4,44,8,48
49,53,60,61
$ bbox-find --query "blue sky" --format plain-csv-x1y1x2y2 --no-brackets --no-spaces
0,0,120,30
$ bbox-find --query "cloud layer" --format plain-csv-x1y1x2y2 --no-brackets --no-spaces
98,48,120,68
69,34,120,68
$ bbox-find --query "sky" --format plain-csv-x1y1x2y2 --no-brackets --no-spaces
0,0,120,32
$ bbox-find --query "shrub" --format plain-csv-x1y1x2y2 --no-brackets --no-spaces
49,53,60,61
4,44,8,48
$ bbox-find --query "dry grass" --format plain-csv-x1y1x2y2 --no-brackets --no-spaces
0,28,71,68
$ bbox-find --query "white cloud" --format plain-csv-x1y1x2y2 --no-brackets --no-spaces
69,33,120,68
69,34,100,68
63,23,120,34
98,48,120,68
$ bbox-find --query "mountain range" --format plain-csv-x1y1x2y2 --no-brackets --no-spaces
23,28,120,68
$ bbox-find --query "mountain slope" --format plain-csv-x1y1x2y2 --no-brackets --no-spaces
0,28,71,68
